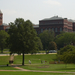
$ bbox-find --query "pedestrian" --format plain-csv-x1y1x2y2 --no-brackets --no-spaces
29,60,31,64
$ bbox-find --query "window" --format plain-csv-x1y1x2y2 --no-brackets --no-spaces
45,28,47,30
41,28,43,32
60,27,62,32
52,28,54,31
49,28,50,31
55,28,57,32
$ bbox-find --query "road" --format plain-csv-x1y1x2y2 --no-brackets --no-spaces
0,53,57,56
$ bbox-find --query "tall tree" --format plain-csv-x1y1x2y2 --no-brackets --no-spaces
8,18,39,65
0,30,9,53
39,30,55,50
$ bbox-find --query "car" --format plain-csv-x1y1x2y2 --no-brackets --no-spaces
49,50,57,53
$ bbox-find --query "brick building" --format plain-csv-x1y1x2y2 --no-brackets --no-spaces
0,10,10,31
34,16,75,35
1,10,75,35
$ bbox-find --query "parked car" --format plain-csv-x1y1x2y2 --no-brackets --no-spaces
49,50,57,53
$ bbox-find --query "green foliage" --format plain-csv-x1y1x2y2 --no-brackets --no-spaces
0,30,9,53
39,30,55,50
37,37,43,50
62,50,75,64
55,32,75,49
58,45,75,55
8,18,38,53
58,45,75,64
48,41,57,50
7,18,39,65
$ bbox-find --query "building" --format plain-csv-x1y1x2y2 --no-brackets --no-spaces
1,10,75,35
0,10,10,31
34,16,75,35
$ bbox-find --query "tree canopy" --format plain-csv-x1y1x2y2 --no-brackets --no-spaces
39,30,55,50
55,32,75,49
0,30,9,53
48,41,57,50
8,18,39,65
57,45,75,64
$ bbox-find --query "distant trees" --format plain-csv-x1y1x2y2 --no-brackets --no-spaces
48,41,57,50
58,45,75,64
39,30,55,50
0,30,9,53
55,32,75,49
7,18,40,65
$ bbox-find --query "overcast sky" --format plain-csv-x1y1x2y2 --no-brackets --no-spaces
0,0,75,24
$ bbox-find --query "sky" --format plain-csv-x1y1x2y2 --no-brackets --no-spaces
0,0,75,24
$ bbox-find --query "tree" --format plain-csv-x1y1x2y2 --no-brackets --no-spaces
8,18,39,65
57,45,75,64
0,30,9,53
48,41,57,50
39,30,55,50
55,32,75,49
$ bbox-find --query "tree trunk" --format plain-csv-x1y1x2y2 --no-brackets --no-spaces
22,50,25,65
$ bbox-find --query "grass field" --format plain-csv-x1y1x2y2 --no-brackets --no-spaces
0,54,75,73
0,71,73,75
20,64,75,72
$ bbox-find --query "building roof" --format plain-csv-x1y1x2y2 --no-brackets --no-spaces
41,16,63,21
33,24,39,28
68,19,75,23
0,10,2,14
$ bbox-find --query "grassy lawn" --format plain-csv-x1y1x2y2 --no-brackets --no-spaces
0,71,73,75
20,64,75,72
0,66,17,70
0,54,75,72
14,54,57,64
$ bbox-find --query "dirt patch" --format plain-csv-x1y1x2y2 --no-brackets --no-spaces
37,65,49,68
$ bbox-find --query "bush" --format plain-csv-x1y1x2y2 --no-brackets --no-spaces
58,45,75,64
58,45,75,55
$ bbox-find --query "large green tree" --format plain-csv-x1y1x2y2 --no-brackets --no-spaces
0,30,9,53
8,18,39,65
39,30,55,50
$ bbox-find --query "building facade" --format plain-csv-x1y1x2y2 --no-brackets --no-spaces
34,16,75,35
0,10,10,31
1,10,75,35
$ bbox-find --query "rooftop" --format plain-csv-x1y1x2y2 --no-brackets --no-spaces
68,19,75,23
41,16,63,21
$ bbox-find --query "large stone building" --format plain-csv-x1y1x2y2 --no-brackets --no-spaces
0,10,10,31
34,16,75,35
1,10,75,35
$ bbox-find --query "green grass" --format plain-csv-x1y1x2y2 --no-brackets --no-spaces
0,56,9,65
0,54,75,72
14,54,57,64
0,71,73,75
20,64,75,72
0,66,17,70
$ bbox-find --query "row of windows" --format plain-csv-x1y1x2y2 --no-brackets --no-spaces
40,22,63,25
64,28,72,32
41,28,62,32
